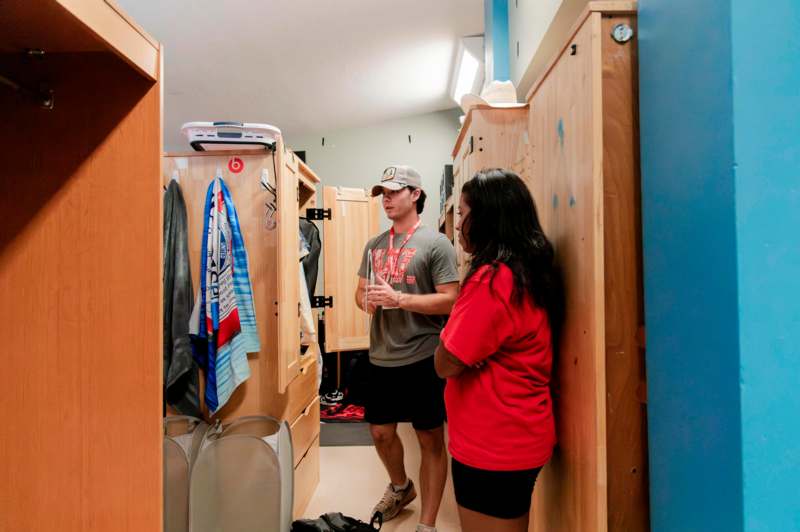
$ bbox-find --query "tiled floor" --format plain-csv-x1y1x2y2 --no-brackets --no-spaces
302,423,462,531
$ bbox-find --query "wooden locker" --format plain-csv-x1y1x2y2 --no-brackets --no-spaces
526,2,647,531
161,148,381,517
162,144,323,517
322,186,380,353
0,2,162,531
451,106,529,277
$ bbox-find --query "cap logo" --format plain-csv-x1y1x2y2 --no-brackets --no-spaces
381,167,397,182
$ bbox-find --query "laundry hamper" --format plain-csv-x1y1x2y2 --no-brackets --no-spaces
190,415,294,532
164,416,219,532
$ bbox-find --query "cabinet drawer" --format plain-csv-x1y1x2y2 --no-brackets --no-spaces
293,435,320,519
291,396,320,468
286,356,318,423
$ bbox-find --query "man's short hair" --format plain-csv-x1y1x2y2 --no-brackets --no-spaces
410,187,426,214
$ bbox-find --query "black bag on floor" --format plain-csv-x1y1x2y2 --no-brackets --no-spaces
291,512,381,532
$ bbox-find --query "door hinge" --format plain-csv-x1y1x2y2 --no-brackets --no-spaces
310,296,333,309
306,208,331,220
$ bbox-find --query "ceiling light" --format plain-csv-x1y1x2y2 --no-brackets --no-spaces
450,36,485,106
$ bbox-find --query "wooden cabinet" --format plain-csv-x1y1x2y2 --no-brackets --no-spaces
1,2,162,531
162,145,377,518
162,144,325,517
525,3,647,531
451,106,530,276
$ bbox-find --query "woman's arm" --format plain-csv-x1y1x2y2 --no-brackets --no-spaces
434,341,467,378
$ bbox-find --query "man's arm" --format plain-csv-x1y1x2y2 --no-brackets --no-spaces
434,341,467,378
366,275,458,315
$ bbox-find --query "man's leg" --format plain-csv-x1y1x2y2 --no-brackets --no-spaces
369,422,417,522
415,426,448,527
370,423,407,485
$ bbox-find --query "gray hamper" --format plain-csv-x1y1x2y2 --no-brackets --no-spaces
189,415,294,532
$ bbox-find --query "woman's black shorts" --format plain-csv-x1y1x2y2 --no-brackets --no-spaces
451,457,542,519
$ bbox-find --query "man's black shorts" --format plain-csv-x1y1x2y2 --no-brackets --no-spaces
364,356,445,431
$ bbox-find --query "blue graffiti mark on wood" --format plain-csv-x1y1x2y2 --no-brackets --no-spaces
553,194,559,208
569,196,576,207
557,118,565,148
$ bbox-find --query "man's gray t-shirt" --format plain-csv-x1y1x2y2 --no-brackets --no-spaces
358,225,459,367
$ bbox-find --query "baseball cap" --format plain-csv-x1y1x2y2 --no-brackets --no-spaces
371,165,423,197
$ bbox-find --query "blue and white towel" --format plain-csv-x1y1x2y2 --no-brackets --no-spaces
190,177,260,413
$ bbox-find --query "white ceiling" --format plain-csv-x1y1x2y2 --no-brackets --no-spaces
117,0,484,149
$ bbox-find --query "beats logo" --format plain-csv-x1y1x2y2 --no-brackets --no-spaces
228,157,244,173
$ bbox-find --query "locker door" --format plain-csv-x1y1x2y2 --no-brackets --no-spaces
322,187,380,352
277,147,301,390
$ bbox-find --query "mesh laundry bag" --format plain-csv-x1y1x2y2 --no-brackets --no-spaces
164,416,212,532
191,416,293,532
164,438,190,532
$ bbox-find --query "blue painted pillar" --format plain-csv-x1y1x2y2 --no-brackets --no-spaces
640,0,800,530
484,0,510,81
731,1,800,530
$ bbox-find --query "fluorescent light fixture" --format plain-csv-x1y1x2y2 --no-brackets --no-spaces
453,51,480,104
450,36,485,106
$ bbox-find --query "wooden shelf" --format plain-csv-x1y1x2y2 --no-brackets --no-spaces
298,159,321,184
298,171,318,195
0,0,160,80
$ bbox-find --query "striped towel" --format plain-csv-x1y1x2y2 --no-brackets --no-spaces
190,177,260,413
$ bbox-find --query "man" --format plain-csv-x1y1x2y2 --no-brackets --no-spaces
355,165,459,532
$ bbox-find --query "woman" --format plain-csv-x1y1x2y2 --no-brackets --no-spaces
434,169,560,532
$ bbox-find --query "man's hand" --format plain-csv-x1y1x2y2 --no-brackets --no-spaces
364,286,378,315
367,274,402,308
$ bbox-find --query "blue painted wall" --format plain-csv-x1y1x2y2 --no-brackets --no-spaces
731,0,800,530
641,0,800,529
484,0,510,81
639,0,744,530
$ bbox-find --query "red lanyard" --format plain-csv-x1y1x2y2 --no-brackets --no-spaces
385,220,421,280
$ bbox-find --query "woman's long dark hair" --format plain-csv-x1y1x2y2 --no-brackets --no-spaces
462,169,562,329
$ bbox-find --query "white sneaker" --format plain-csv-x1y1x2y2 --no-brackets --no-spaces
370,479,417,522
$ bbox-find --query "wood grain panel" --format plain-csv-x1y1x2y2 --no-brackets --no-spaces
0,0,104,53
600,14,648,532
277,146,302,391
0,52,161,532
293,436,321,520
452,107,529,278
469,107,530,178
524,1,638,102
323,187,377,353
527,4,646,531
0,0,158,78
162,149,323,436
57,0,159,78
162,149,322,505
290,396,321,468
161,151,279,422
529,16,608,532
285,353,319,424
